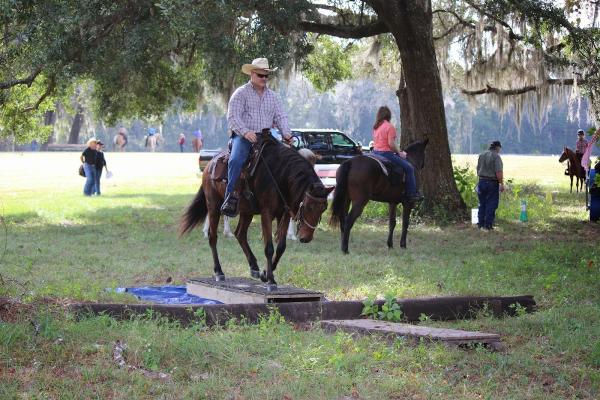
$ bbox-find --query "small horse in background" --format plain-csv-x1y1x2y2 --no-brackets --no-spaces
145,133,163,152
330,139,428,253
180,131,333,290
559,147,586,193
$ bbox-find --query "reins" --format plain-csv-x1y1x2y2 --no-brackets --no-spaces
257,140,326,234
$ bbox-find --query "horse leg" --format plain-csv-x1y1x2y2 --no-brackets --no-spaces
258,212,277,290
287,220,298,241
223,216,234,238
399,201,413,248
387,203,397,249
271,215,289,272
570,175,573,193
202,217,209,238
341,199,367,254
207,209,225,280
234,214,260,279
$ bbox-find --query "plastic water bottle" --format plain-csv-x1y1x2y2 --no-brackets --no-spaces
520,200,528,222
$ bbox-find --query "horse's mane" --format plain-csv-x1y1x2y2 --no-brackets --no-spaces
257,138,322,208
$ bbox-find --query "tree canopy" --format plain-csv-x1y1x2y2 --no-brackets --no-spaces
3,0,600,216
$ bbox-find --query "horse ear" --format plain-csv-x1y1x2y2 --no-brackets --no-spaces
325,186,334,195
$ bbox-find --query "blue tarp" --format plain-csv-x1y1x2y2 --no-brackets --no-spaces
113,286,222,305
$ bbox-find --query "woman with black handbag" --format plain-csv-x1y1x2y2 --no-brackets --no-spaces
80,138,98,196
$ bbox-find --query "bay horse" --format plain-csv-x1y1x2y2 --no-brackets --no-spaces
201,148,322,241
559,147,586,193
179,131,333,290
330,139,428,253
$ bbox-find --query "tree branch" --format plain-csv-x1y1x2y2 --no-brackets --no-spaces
0,66,43,90
298,19,388,39
462,0,523,40
433,8,476,30
23,77,56,112
461,78,578,96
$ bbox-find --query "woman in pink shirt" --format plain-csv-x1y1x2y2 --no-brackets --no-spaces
372,106,422,202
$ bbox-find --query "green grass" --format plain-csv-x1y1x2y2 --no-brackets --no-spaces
1,152,599,399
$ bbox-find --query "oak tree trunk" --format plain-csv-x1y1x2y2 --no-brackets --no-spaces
40,110,56,151
373,0,466,217
68,106,84,144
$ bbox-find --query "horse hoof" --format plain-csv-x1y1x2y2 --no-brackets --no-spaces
250,269,260,279
214,274,225,282
259,271,268,283
266,283,278,292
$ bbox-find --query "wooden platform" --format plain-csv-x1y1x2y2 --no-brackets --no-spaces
187,277,324,304
321,319,502,349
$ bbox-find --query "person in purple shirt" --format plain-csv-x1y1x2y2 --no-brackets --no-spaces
220,57,292,217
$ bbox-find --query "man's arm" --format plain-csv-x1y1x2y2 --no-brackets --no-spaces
495,156,505,192
227,88,251,138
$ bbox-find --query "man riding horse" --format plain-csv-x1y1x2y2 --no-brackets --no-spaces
221,57,292,217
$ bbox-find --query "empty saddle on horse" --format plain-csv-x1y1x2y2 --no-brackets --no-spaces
366,154,406,186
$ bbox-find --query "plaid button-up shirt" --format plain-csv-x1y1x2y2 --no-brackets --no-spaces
227,81,291,137
576,137,588,154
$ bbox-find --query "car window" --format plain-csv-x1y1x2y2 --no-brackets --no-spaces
291,134,306,149
305,132,329,150
331,132,356,148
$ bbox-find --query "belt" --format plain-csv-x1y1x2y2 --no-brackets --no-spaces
478,176,498,181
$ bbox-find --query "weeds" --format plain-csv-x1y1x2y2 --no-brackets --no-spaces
361,293,403,322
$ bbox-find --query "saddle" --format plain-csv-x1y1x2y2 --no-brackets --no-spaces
208,130,274,209
366,154,406,186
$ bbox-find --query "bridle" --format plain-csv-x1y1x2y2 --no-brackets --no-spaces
256,136,327,234
294,190,328,232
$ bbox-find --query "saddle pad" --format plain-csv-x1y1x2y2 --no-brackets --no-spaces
365,154,405,183
209,151,230,181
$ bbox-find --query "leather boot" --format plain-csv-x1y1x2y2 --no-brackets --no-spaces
221,192,240,217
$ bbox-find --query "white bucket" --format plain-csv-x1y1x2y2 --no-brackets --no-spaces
471,209,478,224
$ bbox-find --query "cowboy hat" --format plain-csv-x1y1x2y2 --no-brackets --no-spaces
241,58,278,75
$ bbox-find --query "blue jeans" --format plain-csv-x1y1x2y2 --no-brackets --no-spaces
372,150,417,196
477,179,500,229
83,163,98,196
225,134,253,195
94,168,103,195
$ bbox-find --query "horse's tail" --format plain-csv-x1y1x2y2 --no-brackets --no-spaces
179,186,208,236
329,161,352,228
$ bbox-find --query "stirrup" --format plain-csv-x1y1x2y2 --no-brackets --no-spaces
221,193,239,217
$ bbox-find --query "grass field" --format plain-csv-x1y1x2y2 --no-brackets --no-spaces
1,151,599,399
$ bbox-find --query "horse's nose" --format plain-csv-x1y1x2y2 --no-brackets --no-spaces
299,236,312,243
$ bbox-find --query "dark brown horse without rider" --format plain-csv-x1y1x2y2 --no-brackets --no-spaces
179,130,333,290
330,139,428,253
559,147,586,193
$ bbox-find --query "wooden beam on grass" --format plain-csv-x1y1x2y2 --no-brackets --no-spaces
69,295,535,326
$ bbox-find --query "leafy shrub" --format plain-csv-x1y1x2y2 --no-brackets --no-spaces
453,163,479,208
